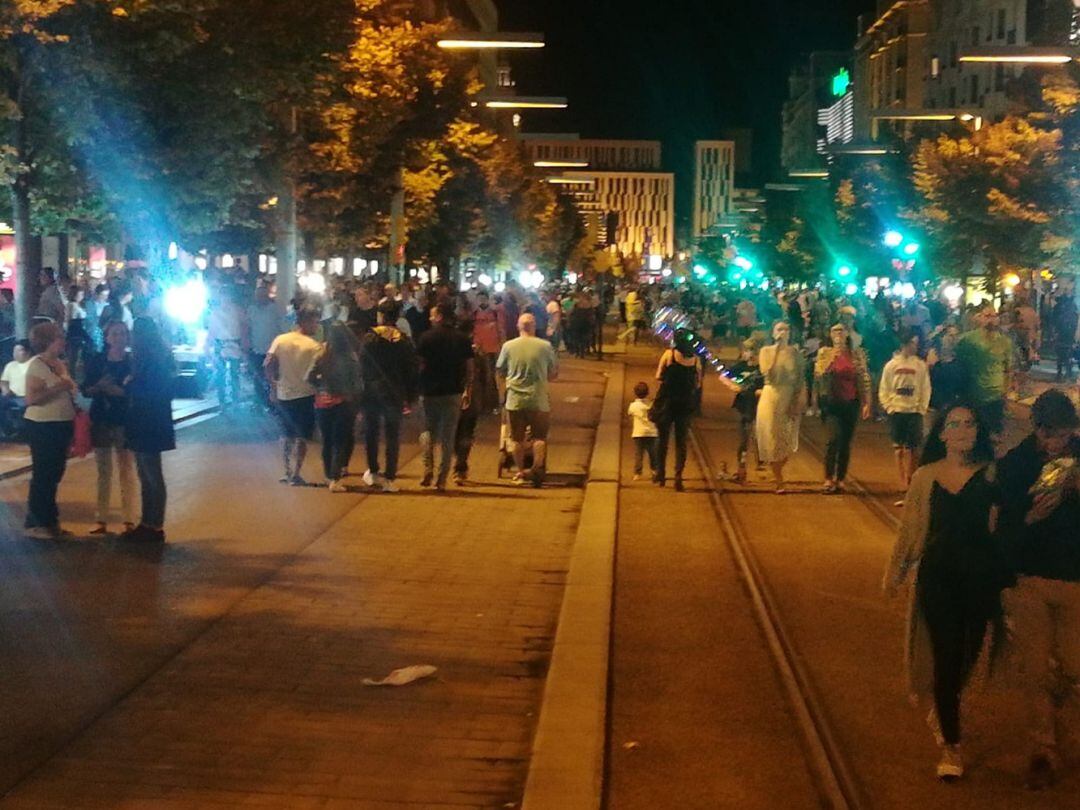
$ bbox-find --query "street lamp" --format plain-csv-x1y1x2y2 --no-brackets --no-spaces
437,32,545,50
883,231,904,248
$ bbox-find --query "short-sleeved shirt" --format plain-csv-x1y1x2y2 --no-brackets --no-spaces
496,335,558,412
627,399,658,438
267,330,321,401
24,357,76,422
1,359,29,397
417,325,474,397
957,328,1013,403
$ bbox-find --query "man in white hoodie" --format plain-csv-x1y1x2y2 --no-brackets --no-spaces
880,330,931,505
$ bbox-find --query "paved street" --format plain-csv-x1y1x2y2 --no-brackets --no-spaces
0,361,606,808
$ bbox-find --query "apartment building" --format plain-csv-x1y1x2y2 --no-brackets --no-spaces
521,134,662,170
692,141,736,240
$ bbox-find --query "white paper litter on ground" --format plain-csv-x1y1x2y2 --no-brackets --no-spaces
362,665,438,687
564,396,580,403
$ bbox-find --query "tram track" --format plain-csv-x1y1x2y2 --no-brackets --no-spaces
689,423,866,810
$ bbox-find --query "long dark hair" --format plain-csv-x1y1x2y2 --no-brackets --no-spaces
131,317,172,375
919,403,995,467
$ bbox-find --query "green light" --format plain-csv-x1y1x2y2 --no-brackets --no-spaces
832,68,851,98
837,264,853,278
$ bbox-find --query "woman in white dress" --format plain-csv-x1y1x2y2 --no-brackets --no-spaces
756,320,805,493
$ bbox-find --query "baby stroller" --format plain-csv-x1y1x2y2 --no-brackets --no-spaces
497,410,534,479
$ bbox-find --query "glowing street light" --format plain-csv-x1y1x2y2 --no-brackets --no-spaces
959,47,1074,64
438,32,545,50
903,242,921,256
883,231,904,248
483,96,568,110
533,160,589,168
733,256,754,271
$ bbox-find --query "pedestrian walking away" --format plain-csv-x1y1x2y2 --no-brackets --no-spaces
22,322,77,539
884,404,1008,782
416,303,474,491
265,306,322,486
652,328,703,491
627,381,659,481
815,323,872,494
82,320,135,535
358,298,418,493
496,313,558,487
310,322,362,492
123,317,176,543
994,390,1080,790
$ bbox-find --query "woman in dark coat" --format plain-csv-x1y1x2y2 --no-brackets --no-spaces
122,317,175,542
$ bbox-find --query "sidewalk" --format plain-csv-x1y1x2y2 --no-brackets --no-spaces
0,360,610,808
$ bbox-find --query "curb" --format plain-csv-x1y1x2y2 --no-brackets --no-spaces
520,362,623,810
0,400,220,483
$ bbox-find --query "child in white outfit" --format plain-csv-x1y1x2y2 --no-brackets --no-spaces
627,381,659,480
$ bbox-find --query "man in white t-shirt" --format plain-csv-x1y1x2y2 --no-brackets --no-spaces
265,306,322,485
0,340,30,437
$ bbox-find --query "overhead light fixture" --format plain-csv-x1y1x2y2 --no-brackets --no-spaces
484,97,569,110
534,160,589,168
789,170,829,178
873,112,957,121
546,177,592,185
438,32,545,50
959,47,1073,64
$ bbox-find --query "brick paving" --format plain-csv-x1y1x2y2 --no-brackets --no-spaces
1,363,606,809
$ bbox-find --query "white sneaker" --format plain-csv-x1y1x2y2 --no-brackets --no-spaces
362,469,383,488
381,479,400,493
328,480,347,493
633,474,642,481
936,745,964,781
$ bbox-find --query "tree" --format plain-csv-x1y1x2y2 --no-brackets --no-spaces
912,117,1069,281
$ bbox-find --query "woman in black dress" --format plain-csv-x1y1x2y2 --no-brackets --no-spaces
652,328,703,491
885,403,1008,781
123,318,176,542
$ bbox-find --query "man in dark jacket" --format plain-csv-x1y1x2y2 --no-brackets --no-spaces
359,299,417,492
996,390,1080,790
416,303,473,491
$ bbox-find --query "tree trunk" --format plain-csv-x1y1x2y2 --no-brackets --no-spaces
9,47,38,339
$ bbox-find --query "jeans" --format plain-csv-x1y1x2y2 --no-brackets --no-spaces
1057,342,1075,380
317,402,355,481
737,416,757,467
25,420,73,528
362,401,402,481
94,426,135,524
1005,577,1080,755
656,411,690,481
454,409,479,476
633,436,658,475
823,399,859,482
135,451,167,529
249,352,271,409
215,347,242,406
422,394,462,484
0,394,26,436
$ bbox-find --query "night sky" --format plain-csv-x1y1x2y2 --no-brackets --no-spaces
499,0,875,221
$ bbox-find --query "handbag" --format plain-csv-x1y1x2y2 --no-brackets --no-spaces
68,409,93,458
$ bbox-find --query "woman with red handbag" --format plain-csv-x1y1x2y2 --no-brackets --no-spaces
82,320,135,535
22,322,77,539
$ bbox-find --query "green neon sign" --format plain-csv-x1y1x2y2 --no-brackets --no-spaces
832,68,851,98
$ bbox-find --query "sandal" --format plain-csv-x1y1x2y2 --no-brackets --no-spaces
90,523,109,535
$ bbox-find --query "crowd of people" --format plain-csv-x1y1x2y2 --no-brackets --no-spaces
3,267,585,541
648,279,1079,789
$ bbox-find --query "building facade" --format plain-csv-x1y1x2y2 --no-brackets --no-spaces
555,171,676,259
853,1,931,139
692,141,735,240
782,51,849,173
520,134,662,170
924,0,1077,120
